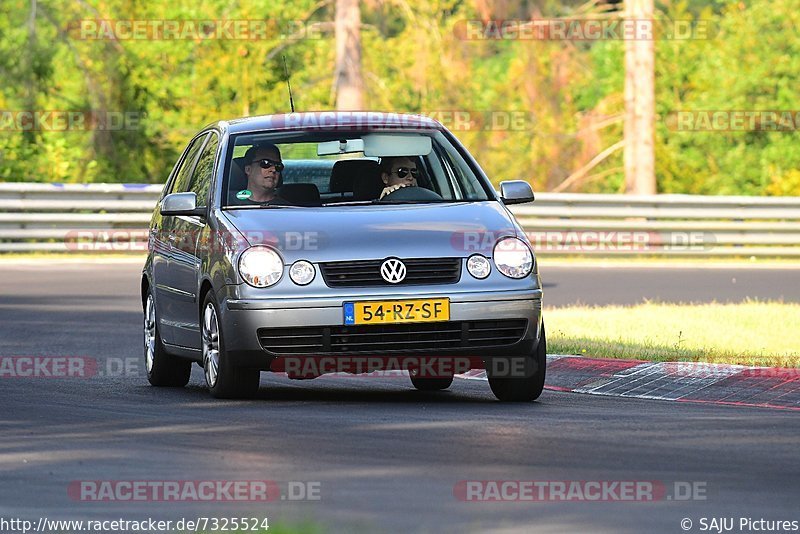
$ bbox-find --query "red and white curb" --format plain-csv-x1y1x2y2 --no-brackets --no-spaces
457,355,800,411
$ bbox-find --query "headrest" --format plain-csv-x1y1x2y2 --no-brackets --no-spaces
277,183,321,207
353,173,385,201
231,157,249,185
330,159,379,193
227,157,249,203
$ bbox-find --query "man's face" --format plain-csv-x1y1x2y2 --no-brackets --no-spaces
244,148,282,193
382,157,419,188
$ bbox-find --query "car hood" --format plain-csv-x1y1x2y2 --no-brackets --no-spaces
221,202,518,263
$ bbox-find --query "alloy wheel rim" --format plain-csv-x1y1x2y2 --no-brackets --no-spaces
144,295,156,373
202,303,220,387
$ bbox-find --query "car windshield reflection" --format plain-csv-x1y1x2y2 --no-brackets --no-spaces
223,130,492,208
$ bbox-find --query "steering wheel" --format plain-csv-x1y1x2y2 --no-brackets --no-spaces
380,186,443,202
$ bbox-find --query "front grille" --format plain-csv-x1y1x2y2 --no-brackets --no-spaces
258,319,528,355
319,257,461,287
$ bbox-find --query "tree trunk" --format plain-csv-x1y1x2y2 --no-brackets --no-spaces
334,0,363,110
623,0,656,194
24,0,38,144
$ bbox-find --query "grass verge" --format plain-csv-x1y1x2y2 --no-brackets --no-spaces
547,300,800,368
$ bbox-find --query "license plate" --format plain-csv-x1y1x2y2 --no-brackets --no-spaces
343,298,450,325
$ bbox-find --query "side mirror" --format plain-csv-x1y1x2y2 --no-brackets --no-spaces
499,180,535,205
160,192,206,217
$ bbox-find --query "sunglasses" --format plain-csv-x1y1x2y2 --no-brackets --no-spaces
393,167,419,179
252,158,284,172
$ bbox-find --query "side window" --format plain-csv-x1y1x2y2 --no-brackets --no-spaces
186,133,219,206
167,134,208,196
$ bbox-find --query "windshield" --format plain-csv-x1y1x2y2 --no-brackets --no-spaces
222,129,492,207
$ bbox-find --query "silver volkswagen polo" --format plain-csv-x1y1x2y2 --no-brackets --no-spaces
142,112,545,401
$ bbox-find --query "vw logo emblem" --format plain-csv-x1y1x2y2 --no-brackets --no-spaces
380,258,407,284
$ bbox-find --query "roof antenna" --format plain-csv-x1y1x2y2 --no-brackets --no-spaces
282,55,295,113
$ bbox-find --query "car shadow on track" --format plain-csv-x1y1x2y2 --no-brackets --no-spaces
141,370,552,407
177,382,492,404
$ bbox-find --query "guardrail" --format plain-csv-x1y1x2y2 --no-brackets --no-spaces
1,182,800,256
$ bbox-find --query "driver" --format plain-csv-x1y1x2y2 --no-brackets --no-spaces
242,143,284,203
379,156,419,199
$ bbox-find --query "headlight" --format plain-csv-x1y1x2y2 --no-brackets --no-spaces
493,237,533,279
289,260,316,285
239,246,283,288
467,254,491,279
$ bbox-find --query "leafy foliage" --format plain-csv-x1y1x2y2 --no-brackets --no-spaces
0,0,798,195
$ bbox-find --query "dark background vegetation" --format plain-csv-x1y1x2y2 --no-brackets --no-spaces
1,0,798,194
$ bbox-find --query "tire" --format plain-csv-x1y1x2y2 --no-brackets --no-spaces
409,370,454,391
144,289,191,387
488,321,547,402
202,290,260,399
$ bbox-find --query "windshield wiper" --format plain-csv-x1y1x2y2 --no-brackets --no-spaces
377,199,463,205
322,199,382,206
223,204,300,210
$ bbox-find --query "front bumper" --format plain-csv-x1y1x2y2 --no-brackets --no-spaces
219,288,543,369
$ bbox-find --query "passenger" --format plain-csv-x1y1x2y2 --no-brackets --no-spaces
242,143,284,203
379,156,419,199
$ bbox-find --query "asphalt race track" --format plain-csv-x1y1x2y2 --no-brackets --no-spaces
1,261,798,533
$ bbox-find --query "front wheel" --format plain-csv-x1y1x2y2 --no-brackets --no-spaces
144,290,191,387
202,291,260,399
487,321,547,402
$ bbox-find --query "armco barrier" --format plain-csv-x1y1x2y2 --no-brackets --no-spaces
1,182,800,256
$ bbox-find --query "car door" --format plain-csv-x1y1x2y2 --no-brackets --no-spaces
169,132,220,348
155,132,208,344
